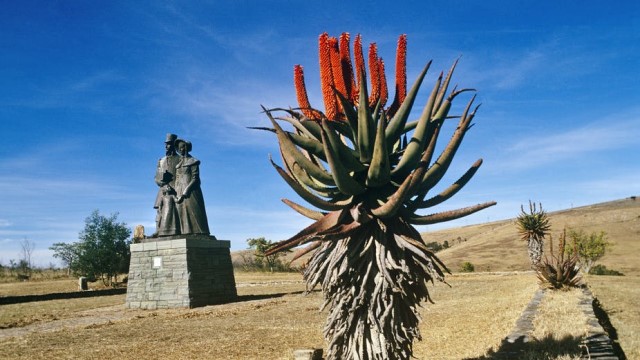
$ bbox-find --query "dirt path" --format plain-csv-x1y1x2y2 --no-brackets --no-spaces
0,281,305,341
0,304,136,340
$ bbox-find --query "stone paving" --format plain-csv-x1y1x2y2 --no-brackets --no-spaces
496,286,619,359
578,287,619,360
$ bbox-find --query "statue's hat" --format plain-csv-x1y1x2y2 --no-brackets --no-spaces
165,133,178,144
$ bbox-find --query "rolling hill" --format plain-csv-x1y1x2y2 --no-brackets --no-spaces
423,196,640,275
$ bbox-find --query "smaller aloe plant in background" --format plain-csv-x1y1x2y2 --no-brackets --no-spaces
516,201,551,267
536,228,582,289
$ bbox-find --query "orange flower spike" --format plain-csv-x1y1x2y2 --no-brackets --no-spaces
378,58,388,108
328,37,346,121
353,34,365,103
368,42,380,107
329,37,346,96
294,65,316,119
388,34,407,116
339,32,356,101
318,33,337,120
395,34,408,105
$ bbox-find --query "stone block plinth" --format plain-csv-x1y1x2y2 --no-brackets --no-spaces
125,235,237,309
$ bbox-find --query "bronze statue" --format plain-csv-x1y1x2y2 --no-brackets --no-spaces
174,139,210,235
153,134,181,236
153,134,210,237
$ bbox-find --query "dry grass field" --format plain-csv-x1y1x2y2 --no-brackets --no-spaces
2,272,635,359
586,274,640,360
0,272,543,360
0,197,637,359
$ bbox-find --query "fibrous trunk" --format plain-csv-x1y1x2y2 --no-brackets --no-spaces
303,218,445,360
527,236,543,268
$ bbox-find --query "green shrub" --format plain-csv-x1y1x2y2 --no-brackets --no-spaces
425,241,444,252
566,229,611,273
588,264,624,276
460,261,475,273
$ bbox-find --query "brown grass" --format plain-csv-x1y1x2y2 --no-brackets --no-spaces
0,272,538,360
0,272,305,330
586,275,640,360
0,294,125,329
532,288,587,341
0,278,80,297
413,273,538,359
1,272,637,359
518,288,587,360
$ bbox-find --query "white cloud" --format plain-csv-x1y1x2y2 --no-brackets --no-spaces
495,109,640,171
573,171,640,196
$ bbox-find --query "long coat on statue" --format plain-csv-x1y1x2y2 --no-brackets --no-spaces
174,156,210,235
154,154,181,236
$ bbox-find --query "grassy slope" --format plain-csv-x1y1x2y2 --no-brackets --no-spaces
420,197,640,275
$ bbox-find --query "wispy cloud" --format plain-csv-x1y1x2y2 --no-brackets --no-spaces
459,25,635,94
573,171,640,196
7,70,127,111
148,66,295,146
69,70,125,92
495,108,640,170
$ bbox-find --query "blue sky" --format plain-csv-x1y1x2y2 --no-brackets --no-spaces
1,1,638,266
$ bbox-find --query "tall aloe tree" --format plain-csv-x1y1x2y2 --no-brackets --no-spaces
256,32,495,360
516,201,551,267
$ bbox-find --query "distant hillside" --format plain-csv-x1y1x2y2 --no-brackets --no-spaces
232,197,640,275
423,197,640,275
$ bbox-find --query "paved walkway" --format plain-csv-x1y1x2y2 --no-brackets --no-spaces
495,287,619,359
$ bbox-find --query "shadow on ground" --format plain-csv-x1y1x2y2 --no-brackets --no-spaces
0,288,127,305
465,334,584,360
234,289,318,303
592,297,627,359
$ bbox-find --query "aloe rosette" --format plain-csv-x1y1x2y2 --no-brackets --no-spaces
256,32,496,360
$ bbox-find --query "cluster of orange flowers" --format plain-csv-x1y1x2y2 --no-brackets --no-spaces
294,32,407,121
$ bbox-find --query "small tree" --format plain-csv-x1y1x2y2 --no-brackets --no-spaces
18,238,35,278
70,210,131,285
247,237,288,272
50,242,79,275
566,229,610,273
460,261,475,272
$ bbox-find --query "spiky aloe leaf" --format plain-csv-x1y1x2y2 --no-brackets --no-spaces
366,108,390,187
391,73,441,178
356,69,375,164
413,159,483,209
384,61,431,148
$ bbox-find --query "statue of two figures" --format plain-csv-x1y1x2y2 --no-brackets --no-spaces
153,133,211,237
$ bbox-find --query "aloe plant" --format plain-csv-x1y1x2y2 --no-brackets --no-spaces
536,228,582,289
516,201,551,267
256,32,495,360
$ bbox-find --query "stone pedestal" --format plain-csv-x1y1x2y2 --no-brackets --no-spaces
125,235,237,309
